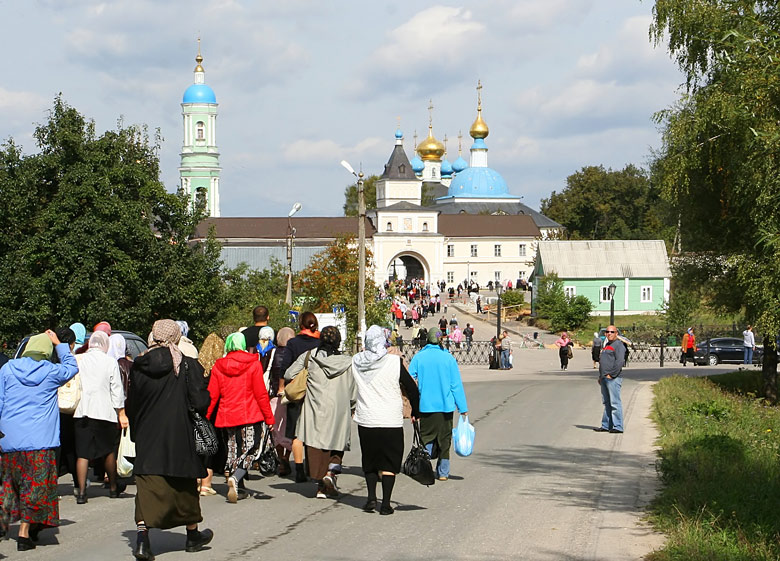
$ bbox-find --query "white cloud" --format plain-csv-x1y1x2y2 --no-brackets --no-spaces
281,136,385,166
487,0,594,31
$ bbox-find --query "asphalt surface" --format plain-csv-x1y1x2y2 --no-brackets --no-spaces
1,297,750,560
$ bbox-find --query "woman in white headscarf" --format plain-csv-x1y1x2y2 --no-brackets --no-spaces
73,331,128,504
352,325,419,515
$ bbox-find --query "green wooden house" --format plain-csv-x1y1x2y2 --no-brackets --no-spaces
531,240,671,316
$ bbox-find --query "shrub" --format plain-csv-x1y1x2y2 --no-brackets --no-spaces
535,274,594,331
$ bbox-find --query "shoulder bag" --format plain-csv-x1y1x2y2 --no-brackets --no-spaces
402,420,436,486
255,427,279,476
58,373,81,414
183,359,219,457
283,350,311,403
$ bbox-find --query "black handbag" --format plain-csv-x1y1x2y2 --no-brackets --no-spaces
402,421,436,486
256,427,279,476
183,360,219,457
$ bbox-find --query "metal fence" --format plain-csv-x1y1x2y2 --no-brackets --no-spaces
400,340,497,365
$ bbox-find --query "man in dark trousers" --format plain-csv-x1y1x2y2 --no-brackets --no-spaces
594,325,626,434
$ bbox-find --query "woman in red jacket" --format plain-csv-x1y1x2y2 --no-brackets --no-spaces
207,332,274,503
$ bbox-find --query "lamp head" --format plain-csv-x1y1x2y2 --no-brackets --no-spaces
288,202,302,217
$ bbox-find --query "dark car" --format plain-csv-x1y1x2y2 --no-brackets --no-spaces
14,330,148,362
693,337,763,366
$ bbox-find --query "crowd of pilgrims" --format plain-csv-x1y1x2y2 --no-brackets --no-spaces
0,304,471,558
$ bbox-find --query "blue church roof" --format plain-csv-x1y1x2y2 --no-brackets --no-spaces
452,155,468,173
447,166,509,197
183,84,217,104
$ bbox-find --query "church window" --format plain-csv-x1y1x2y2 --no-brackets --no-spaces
494,244,502,257
432,168,437,178
196,121,205,140
470,244,478,257
447,244,454,257
447,272,454,284
386,222,393,232
422,222,429,232
519,243,527,257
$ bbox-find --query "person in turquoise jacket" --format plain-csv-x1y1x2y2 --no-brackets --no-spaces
0,330,78,551
408,329,468,480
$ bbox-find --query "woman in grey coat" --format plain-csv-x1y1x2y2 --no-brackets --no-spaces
284,326,355,499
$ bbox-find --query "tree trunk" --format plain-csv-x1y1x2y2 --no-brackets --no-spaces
762,334,778,404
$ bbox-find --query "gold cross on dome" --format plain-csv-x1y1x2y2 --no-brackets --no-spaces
428,99,434,128
477,80,482,109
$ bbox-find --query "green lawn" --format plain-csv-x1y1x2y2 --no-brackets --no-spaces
647,371,780,560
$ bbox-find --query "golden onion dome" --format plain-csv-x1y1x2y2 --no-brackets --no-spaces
417,127,445,161
194,53,204,73
470,107,489,139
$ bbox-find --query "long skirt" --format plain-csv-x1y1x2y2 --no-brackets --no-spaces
306,447,344,480
419,412,454,460
358,426,404,474
225,423,263,474
270,397,292,451
1,449,59,532
134,475,201,529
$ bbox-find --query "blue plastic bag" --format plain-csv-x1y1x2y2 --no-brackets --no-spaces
452,414,475,457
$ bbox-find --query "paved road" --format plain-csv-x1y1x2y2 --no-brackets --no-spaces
2,305,747,560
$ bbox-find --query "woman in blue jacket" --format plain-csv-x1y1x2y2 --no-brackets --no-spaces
0,330,78,552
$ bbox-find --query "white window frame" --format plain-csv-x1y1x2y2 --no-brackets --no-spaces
196,121,205,140
386,222,393,232
519,243,527,257
470,244,478,257
564,286,576,298
447,244,454,257
641,285,652,303
494,271,501,282
447,271,454,284
494,244,502,257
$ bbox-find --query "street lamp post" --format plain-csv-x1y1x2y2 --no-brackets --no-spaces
341,160,366,349
285,202,302,307
608,282,617,326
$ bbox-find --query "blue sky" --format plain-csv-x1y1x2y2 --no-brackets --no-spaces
0,0,682,218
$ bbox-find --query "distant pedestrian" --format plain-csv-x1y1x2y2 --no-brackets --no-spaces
681,327,696,366
743,325,756,365
463,324,474,351
555,331,573,370
476,296,482,314
594,325,626,433
591,332,602,369
500,330,512,369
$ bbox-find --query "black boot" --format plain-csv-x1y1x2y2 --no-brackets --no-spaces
134,531,154,560
185,528,214,553
17,536,36,551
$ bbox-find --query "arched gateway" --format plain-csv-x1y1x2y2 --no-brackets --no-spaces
386,253,427,283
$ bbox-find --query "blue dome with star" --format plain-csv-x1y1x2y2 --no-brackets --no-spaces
441,158,453,177
411,154,424,174
183,84,217,104
447,166,509,197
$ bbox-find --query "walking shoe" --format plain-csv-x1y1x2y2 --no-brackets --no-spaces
363,499,377,512
17,537,36,551
322,475,338,498
76,493,88,504
379,505,395,515
593,427,609,432
438,476,448,481
134,536,154,560
227,477,238,504
184,529,214,553
609,429,624,434
110,482,127,498
316,489,327,499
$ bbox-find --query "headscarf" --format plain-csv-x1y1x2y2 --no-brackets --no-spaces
69,322,87,345
197,333,225,376
88,330,110,353
22,333,53,362
277,327,295,347
224,332,247,353
107,333,127,361
150,319,183,375
94,321,112,335
353,325,388,369
257,326,275,356
319,325,342,356
175,320,190,339
687,327,693,335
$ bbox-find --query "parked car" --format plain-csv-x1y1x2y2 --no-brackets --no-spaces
693,337,763,366
14,330,148,362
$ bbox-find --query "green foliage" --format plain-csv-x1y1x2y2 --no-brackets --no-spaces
0,97,227,345
659,285,701,332
500,290,525,307
539,164,674,243
648,374,780,560
534,273,594,331
219,259,290,335
296,235,389,347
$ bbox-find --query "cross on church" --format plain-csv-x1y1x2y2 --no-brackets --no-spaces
477,80,482,108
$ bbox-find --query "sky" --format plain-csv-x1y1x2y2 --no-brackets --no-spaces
0,0,684,218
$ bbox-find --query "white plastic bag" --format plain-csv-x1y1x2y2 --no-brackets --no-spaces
452,414,475,457
117,427,136,478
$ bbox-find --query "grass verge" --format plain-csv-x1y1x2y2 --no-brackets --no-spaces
648,371,780,560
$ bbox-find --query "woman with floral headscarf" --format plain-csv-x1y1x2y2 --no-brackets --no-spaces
0,330,78,551
284,326,355,499
207,332,274,504
352,325,420,515
127,319,213,559
73,330,128,504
